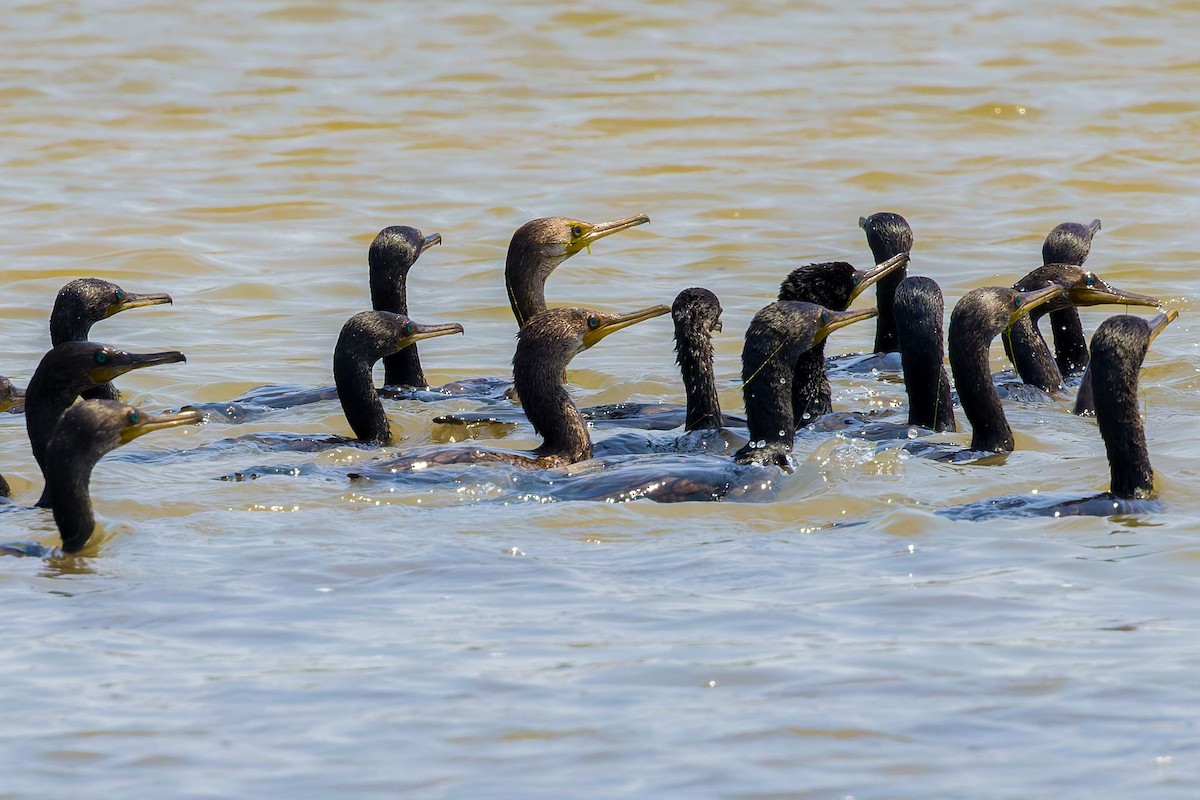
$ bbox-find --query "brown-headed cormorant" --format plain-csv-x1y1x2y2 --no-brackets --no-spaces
948,285,1065,453
735,302,878,467
367,226,444,389
506,215,650,328
334,311,463,445
45,401,203,553
777,252,908,423
25,342,186,508
50,279,173,401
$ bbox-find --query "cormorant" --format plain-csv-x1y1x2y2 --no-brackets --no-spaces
948,285,1065,454
350,304,670,474
505,215,650,328
25,343,186,507
735,302,878,467
859,212,914,355
45,401,203,553
366,226,444,389
0,377,24,498
941,309,1177,519
1039,219,1101,375
1006,263,1158,395
777,252,908,423
49,278,173,401
334,311,463,445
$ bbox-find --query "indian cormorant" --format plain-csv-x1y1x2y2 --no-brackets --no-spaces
366,226,444,389
49,278,173,401
859,212,914,355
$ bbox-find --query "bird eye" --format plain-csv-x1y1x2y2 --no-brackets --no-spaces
1085,274,1096,287
95,351,109,364
115,289,126,301
587,315,600,330
852,274,860,286
1013,297,1023,309
404,321,416,336
821,311,830,324
572,224,584,238
128,410,139,425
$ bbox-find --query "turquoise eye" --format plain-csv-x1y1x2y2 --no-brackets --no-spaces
115,289,126,301
821,311,830,324
1086,274,1096,287
95,351,109,364
404,321,415,336
587,316,600,330
128,410,139,425
1014,297,1023,309
852,274,860,286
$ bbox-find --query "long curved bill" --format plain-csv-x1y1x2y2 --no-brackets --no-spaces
583,304,670,349
1068,273,1159,309
120,408,204,445
420,232,442,253
850,252,909,302
1148,308,1179,345
1009,285,1067,328
814,306,878,343
404,321,464,345
1088,218,1102,237
112,291,173,316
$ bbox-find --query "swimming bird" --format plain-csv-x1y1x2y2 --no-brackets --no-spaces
1006,264,1159,395
777,252,908,424
941,309,1177,519
505,215,650,328
1038,219,1101,375
43,401,203,553
366,226,444,389
859,212,914,355
351,304,670,474
735,302,879,467
25,342,186,507
49,278,173,401
334,311,464,445
948,285,1065,454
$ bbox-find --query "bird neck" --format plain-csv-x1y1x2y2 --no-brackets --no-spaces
791,342,831,426
369,274,427,388
1005,314,1064,394
899,324,956,433
505,248,561,328
737,335,806,465
873,268,906,354
676,322,722,431
25,364,90,496
1094,358,1154,499
45,431,104,553
949,325,1013,453
1048,307,1088,375
515,351,591,464
333,350,391,445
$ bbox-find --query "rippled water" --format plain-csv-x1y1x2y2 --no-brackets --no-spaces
3,1,1200,797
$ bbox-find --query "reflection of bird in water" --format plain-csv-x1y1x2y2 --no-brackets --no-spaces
49,278,174,401
777,252,907,424
351,305,670,474
946,285,1064,456
1,401,202,556
941,310,1176,519
25,343,186,508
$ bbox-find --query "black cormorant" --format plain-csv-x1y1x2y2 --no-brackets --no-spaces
735,302,878,467
894,275,956,433
49,278,173,401
948,285,1065,454
45,401,203,553
777,252,908,423
334,311,463,445
941,309,1177,518
859,212,914,355
25,343,186,507
366,226,444,389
